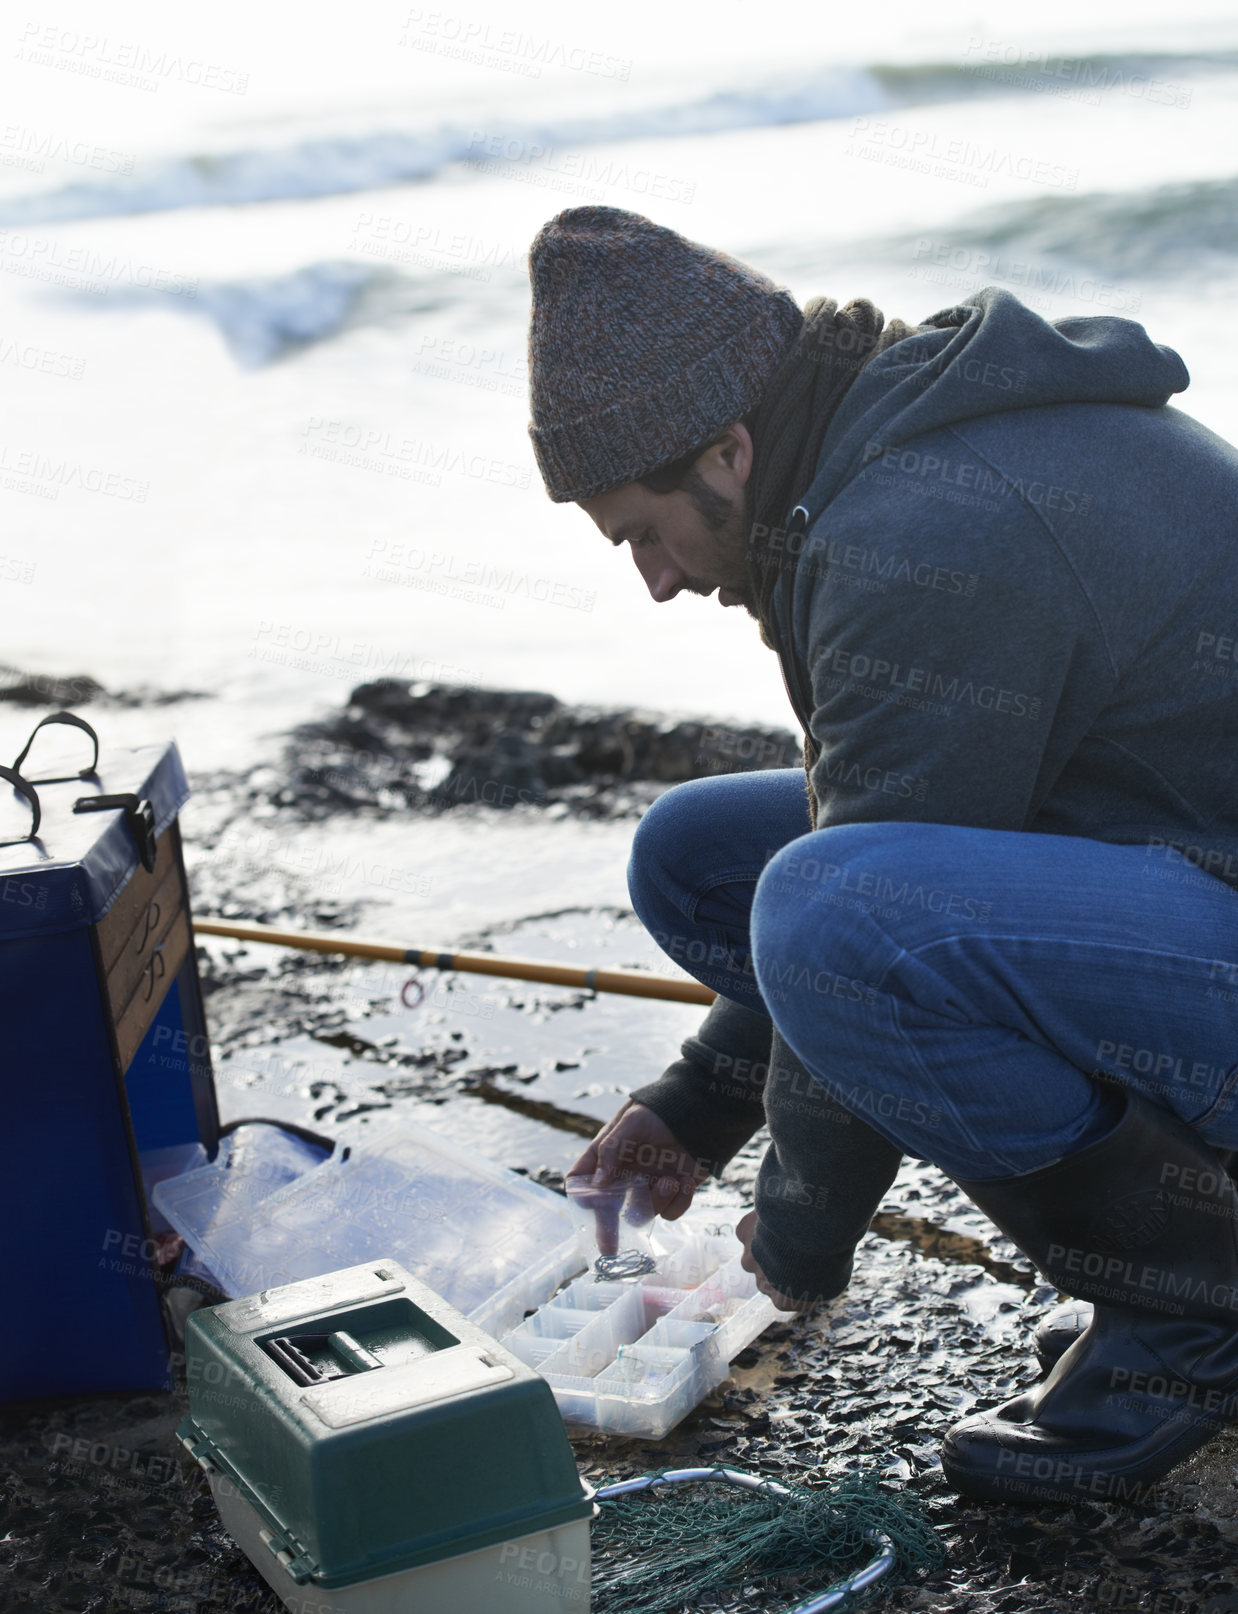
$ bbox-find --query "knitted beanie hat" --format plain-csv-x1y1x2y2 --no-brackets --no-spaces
527,206,804,503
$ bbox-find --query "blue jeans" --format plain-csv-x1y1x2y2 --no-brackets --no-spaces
627,770,1238,1179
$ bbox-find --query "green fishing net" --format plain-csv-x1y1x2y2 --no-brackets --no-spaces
589,1465,945,1614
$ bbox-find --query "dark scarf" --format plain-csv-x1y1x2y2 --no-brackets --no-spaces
741,296,918,825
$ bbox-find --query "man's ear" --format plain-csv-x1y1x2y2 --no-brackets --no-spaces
714,421,754,487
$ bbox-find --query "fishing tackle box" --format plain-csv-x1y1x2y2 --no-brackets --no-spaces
179,1259,594,1612
155,1119,788,1439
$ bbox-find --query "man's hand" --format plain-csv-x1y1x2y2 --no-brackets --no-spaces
736,1209,817,1313
569,1100,709,1220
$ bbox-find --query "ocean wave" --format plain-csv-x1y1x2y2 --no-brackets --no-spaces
47,179,1238,371
0,49,1233,225
78,261,385,366
926,173,1238,278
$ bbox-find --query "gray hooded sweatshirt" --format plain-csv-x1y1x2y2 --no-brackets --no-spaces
632,286,1238,1301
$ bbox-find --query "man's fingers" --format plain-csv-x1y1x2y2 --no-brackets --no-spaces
593,1201,621,1256
569,1138,601,1180
656,1180,697,1221
593,1129,626,1184
760,1279,811,1313
579,1101,638,1184
736,1210,758,1273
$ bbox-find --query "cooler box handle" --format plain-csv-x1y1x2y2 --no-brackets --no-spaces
13,711,100,783
0,765,41,844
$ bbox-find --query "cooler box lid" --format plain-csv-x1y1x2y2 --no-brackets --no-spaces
0,739,188,938
179,1260,593,1589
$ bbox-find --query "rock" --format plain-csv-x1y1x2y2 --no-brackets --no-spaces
0,667,106,705
280,677,801,818
0,666,206,710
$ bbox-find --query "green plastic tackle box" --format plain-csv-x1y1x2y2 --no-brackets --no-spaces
178,1259,594,1612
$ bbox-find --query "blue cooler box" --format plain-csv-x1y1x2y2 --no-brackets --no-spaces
0,718,219,1401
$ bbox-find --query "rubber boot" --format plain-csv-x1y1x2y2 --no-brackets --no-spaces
1031,1299,1094,1375
1030,1145,1238,1375
940,1091,1238,1506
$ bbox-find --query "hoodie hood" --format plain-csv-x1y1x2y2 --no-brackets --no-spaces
802,285,1190,514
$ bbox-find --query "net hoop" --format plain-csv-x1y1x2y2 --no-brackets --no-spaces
594,1465,897,1613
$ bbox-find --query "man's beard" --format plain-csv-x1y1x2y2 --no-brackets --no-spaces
682,471,760,619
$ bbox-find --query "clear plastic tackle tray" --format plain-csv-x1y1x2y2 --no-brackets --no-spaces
498,1231,786,1438
154,1120,786,1438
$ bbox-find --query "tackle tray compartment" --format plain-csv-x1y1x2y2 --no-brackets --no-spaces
497,1238,784,1439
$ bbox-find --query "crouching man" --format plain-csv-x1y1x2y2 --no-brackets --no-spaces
524,204,1238,1505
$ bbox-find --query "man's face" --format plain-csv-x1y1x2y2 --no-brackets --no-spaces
579,423,758,618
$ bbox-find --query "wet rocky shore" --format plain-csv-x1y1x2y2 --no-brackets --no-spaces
262,676,806,821
2,677,1237,1614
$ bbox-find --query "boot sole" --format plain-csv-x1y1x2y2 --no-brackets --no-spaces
940,1409,1232,1507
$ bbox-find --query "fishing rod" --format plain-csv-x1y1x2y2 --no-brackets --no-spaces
193,918,716,1006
